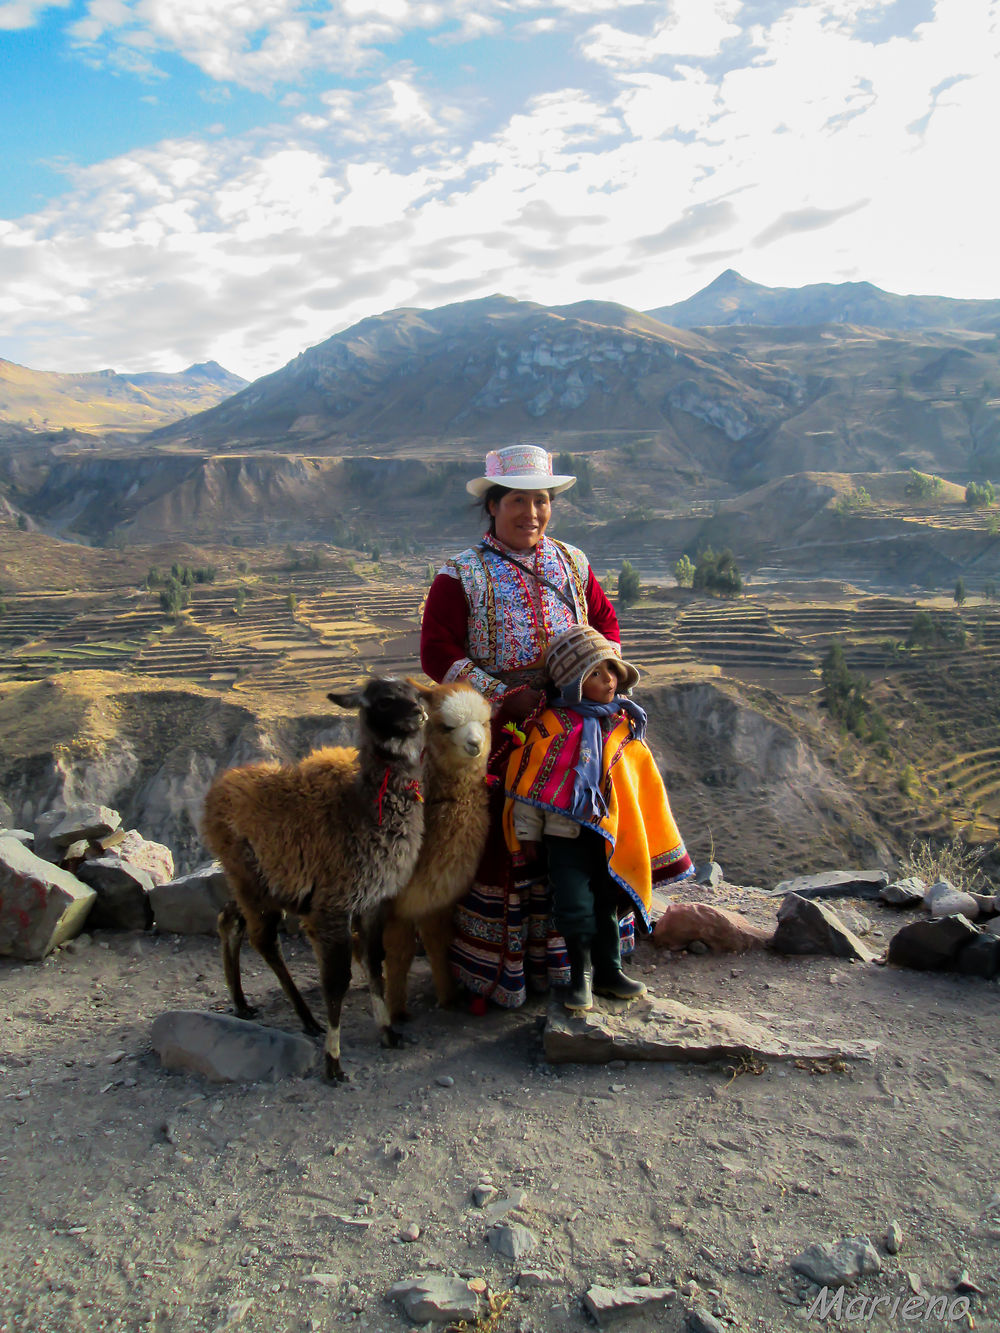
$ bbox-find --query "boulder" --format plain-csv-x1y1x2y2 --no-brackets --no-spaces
956,934,1000,979
0,835,96,960
150,1010,317,1082
76,856,154,931
0,828,34,847
767,870,889,901
887,915,980,970
791,1237,881,1286
544,995,878,1065
150,863,231,935
924,880,980,920
116,830,175,886
770,894,878,962
652,903,771,953
881,876,926,907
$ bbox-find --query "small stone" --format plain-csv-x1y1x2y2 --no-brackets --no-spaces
517,1269,560,1289
687,1309,726,1333
473,1184,498,1208
885,1221,903,1255
387,1276,481,1324
610,1084,627,1094
907,1273,922,1295
955,1271,984,1294
635,1272,652,1287
400,1222,421,1242
488,1224,537,1263
583,1283,675,1324
688,940,709,955
436,1074,455,1088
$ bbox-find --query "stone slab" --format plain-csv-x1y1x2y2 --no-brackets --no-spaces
543,995,878,1065
766,870,889,901
151,1010,317,1082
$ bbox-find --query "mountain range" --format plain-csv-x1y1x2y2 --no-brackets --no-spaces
0,359,247,436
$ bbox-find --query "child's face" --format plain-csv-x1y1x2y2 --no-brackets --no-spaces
581,660,622,703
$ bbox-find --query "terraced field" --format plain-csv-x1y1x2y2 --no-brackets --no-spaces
3,547,999,848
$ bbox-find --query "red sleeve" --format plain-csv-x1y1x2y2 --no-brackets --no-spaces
420,572,470,683
586,567,620,644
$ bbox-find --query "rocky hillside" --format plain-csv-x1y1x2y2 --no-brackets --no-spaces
0,668,890,885
0,358,247,436
649,269,1000,334
148,295,804,456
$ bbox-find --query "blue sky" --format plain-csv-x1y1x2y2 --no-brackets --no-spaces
2,0,998,380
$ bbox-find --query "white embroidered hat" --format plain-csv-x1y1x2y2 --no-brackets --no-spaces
466,445,577,499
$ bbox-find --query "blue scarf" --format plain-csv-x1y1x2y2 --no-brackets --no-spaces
550,695,648,821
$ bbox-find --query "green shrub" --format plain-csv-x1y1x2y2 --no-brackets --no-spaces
906,470,944,500
693,547,742,598
899,834,992,893
618,560,641,608
674,554,695,588
965,480,995,508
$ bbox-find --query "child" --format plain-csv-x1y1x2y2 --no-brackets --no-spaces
503,625,694,1011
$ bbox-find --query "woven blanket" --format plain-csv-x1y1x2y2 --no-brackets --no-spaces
502,707,694,928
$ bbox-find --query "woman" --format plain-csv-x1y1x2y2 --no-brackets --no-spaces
420,444,624,1008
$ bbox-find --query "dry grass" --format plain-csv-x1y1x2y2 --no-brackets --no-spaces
898,832,995,892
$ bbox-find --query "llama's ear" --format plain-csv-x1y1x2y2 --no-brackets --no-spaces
405,675,434,700
328,690,362,710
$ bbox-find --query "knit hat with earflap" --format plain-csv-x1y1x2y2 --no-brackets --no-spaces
545,625,640,705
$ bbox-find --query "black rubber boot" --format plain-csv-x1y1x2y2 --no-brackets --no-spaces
592,906,647,1001
563,937,593,1012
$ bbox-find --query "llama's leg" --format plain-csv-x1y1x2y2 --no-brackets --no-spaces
357,903,404,1049
219,900,255,1019
418,905,459,1009
246,908,323,1036
311,912,355,1081
383,911,419,1025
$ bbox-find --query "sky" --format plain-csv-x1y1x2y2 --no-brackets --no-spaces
2,0,998,382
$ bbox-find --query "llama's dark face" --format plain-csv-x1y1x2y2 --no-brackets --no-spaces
329,678,427,746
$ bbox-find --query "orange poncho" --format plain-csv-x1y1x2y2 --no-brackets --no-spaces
502,706,694,929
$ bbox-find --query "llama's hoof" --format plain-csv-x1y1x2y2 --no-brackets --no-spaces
235,1004,258,1021
324,1054,349,1082
380,1026,405,1049
302,1019,324,1038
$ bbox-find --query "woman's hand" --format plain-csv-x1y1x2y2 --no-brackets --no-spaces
502,687,545,721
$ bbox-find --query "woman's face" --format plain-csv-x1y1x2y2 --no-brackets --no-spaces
488,489,552,551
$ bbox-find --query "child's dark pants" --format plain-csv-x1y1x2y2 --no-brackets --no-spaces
544,827,621,975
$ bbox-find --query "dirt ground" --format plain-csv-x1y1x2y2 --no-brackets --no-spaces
2,884,999,1333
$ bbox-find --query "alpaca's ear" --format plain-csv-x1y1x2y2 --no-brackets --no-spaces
328,690,362,710
405,675,434,700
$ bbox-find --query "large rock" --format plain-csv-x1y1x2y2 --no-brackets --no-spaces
880,876,926,907
387,1276,483,1324
652,902,770,953
770,894,878,962
956,934,1000,979
45,804,123,851
116,830,175,886
767,870,889,900
924,879,980,920
887,915,981,970
0,835,96,959
544,995,878,1065
583,1284,675,1326
791,1237,881,1286
76,856,154,930
150,863,231,935
150,1010,317,1082
487,1224,537,1262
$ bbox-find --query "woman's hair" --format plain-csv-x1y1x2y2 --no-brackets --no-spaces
479,484,555,534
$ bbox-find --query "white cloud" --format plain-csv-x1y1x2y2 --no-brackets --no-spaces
0,0,69,29
3,0,1000,379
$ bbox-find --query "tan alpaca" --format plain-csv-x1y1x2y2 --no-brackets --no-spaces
382,681,492,1022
